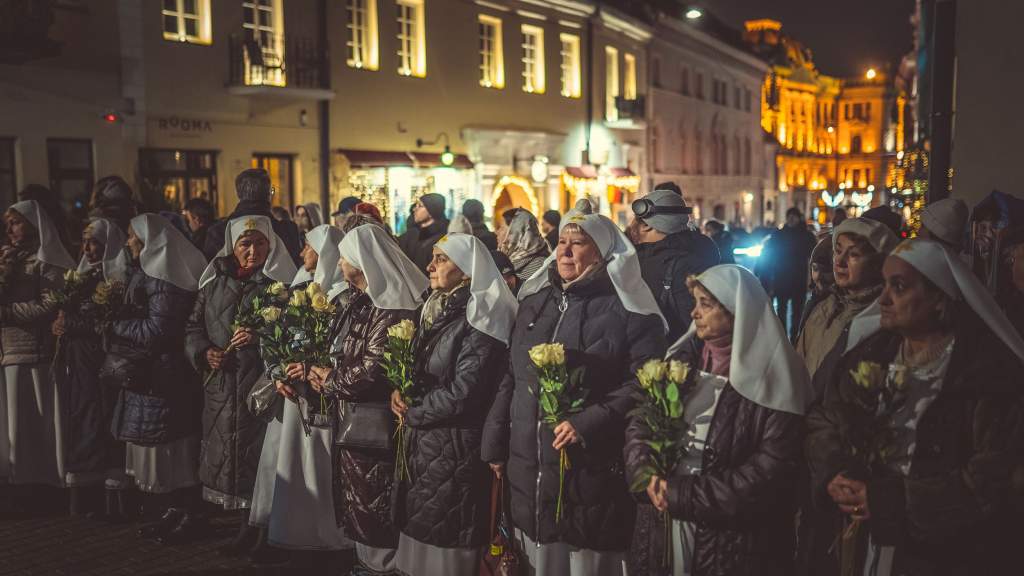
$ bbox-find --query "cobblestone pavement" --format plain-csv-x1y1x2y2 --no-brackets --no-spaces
0,489,353,576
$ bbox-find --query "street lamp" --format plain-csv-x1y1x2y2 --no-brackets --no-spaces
416,132,455,166
865,68,877,80
685,7,703,20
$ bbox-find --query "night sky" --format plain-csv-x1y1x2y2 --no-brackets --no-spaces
704,0,917,78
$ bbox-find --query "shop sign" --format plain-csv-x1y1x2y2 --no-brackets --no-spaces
157,116,213,136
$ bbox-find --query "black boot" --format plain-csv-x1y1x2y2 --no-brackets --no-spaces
138,507,183,539
219,519,259,557
157,511,207,545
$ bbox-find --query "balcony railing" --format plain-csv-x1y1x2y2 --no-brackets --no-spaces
615,96,646,120
228,33,328,92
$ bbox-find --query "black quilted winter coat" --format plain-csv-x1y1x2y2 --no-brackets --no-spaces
110,267,200,445
625,338,804,576
482,265,666,551
393,286,507,548
185,257,270,505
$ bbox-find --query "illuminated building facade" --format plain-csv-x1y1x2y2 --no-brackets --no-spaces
744,19,904,224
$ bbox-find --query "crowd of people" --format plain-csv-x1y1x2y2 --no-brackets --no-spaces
2,167,1023,576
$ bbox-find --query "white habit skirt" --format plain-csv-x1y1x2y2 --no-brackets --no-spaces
395,532,478,576
2,364,65,486
250,400,351,550
125,436,200,493
514,529,627,576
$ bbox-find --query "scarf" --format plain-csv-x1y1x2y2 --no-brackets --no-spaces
701,333,733,377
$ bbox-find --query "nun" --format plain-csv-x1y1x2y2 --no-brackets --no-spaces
390,232,517,576
483,213,666,576
249,223,351,562
296,222,426,574
55,218,130,515
295,202,324,235
805,239,1024,575
499,210,550,283
625,264,811,576
186,215,296,553
1,200,75,492
111,214,207,542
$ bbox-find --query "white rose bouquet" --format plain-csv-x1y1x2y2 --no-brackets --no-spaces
529,342,587,522
383,318,417,481
203,282,284,388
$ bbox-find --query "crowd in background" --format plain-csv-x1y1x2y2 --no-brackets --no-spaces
2,168,1024,576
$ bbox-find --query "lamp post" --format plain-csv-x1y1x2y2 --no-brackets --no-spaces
416,132,455,167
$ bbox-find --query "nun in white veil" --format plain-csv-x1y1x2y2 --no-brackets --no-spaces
249,223,352,555
626,264,810,576
807,239,1024,576
1,200,74,488
186,215,296,552
390,232,517,576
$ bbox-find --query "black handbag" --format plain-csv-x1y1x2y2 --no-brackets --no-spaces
335,400,395,451
247,375,282,421
98,343,151,390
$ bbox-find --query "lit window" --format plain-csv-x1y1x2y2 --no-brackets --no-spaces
605,46,619,121
396,0,426,77
347,0,379,70
623,53,637,100
521,24,545,94
479,15,504,88
162,0,212,44
242,0,285,86
559,33,581,98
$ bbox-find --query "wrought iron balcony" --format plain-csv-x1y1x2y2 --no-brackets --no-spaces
227,33,333,100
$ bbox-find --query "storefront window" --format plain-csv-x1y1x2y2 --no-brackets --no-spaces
46,138,94,214
252,154,294,209
139,148,218,210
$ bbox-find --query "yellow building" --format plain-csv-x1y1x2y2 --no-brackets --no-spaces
745,19,902,223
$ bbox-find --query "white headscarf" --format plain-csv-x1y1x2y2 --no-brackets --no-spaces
447,214,474,235
846,239,1024,362
199,215,297,289
833,217,899,254
77,217,129,282
129,213,207,292
337,223,428,311
517,212,668,332
435,233,518,344
291,224,347,301
301,203,323,228
668,264,812,415
8,200,75,270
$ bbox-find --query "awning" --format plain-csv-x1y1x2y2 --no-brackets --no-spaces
338,149,474,169
564,165,599,179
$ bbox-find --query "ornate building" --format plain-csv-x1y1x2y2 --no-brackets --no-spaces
744,19,904,224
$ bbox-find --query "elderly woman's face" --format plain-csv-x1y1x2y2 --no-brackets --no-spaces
691,284,733,341
234,231,270,269
82,229,105,264
300,242,319,272
126,226,144,260
339,256,366,290
879,256,947,335
833,233,878,290
428,247,468,291
4,210,35,247
556,227,602,283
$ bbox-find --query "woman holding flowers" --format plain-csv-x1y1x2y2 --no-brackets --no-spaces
389,232,516,576
625,264,811,576
295,222,425,575
1,200,74,491
483,213,666,576
110,214,206,541
186,216,295,551
249,223,350,561
54,217,129,514
805,239,1024,576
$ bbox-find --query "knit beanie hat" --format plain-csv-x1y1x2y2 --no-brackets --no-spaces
920,198,968,247
420,193,446,221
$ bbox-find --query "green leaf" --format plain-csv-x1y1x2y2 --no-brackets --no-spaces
665,381,679,403
540,391,557,416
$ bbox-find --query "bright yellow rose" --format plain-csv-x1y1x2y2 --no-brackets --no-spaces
261,306,282,323
289,289,308,307
306,281,325,299
388,319,416,341
311,292,331,313
850,361,885,390
667,360,689,385
637,359,667,389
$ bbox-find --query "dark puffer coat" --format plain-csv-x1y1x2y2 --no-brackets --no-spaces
482,265,666,551
635,230,720,342
110,267,200,445
625,339,804,576
57,269,122,478
804,328,1024,576
323,289,415,548
185,257,270,505
394,287,507,548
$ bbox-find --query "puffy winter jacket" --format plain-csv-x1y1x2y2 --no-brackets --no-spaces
185,257,270,504
394,286,507,548
110,267,200,445
323,289,415,548
482,265,666,551
625,338,804,576
398,219,449,274
635,230,720,342
0,245,63,365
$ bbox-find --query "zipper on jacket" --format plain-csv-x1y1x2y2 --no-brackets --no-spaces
535,290,570,542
